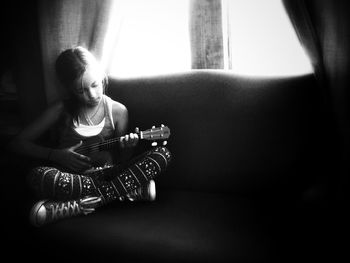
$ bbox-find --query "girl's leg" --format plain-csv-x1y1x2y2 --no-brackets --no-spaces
28,147,172,203
29,147,171,226
27,166,98,200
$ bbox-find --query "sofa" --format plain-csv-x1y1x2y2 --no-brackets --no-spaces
3,70,341,262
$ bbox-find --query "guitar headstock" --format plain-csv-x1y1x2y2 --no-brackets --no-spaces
140,125,171,141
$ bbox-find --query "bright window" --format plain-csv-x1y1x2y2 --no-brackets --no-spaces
101,0,191,78
223,0,312,76
102,0,312,78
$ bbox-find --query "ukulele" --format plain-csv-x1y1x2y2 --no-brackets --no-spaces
74,125,171,172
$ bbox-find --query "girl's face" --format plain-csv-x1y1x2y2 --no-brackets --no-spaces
73,66,104,107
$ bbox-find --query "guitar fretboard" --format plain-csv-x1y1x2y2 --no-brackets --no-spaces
75,126,170,155
77,136,124,154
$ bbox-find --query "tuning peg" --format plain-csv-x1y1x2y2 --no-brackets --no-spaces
152,126,156,129
163,141,167,146
161,124,165,127
151,142,158,147
135,127,140,133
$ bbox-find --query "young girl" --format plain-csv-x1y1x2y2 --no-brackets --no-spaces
10,46,171,227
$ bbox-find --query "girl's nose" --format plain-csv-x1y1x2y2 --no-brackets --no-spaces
86,89,96,99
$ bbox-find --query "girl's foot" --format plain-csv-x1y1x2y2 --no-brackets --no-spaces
29,196,101,227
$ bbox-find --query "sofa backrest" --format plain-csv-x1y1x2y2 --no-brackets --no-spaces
107,71,335,195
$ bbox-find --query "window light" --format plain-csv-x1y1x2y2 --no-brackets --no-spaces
101,0,191,78
223,0,313,76
102,0,312,78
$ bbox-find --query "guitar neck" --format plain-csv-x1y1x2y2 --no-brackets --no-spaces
97,131,146,151
98,136,123,151
77,126,169,155
74,135,127,158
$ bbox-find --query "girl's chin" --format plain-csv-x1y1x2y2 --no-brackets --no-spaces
87,99,101,106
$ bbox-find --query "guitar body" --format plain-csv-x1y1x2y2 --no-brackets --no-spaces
64,125,170,174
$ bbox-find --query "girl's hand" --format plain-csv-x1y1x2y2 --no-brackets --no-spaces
50,141,92,173
120,128,139,148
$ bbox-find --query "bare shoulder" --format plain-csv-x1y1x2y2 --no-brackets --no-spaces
110,99,128,119
107,97,129,133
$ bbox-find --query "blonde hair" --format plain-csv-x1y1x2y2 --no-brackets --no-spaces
55,46,108,118
55,46,108,93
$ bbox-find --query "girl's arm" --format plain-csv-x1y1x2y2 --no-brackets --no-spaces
9,102,64,160
10,102,92,172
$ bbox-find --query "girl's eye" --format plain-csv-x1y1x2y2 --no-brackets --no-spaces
91,82,101,88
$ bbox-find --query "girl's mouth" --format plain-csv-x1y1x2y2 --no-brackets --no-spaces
88,98,100,105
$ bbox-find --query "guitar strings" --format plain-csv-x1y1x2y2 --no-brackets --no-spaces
76,129,167,154
77,137,122,153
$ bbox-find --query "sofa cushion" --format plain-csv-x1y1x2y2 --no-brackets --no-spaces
3,71,339,263
8,190,340,262
21,190,292,262
107,71,334,195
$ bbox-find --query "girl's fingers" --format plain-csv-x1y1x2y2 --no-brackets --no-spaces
119,136,126,148
71,151,91,162
129,133,139,146
133,133,139,145
124,135,130,147
70,141,83,151
78,153,91,162
129,133,134,144
120,133,139,148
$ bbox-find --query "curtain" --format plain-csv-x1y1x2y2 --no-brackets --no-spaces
189,0,224,69
9,1,47,125
38,0,114,104
282,0,350,202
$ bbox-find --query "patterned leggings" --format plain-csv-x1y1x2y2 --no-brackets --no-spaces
27,147,171,204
